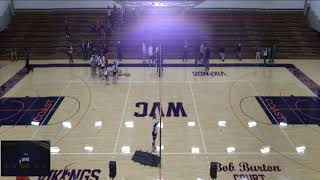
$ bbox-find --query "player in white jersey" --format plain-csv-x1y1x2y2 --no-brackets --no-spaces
152,114,159,153
90,54,97,77
95,55,101,78
99,55,106,79
103,66,110,85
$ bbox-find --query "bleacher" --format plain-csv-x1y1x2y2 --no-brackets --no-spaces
0,9,319,60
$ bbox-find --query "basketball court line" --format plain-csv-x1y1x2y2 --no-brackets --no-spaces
189,80,207,153
30,81,71,140
70,80,250,84
113,78,133,153
247,79,297,150
258,96,296,149
279,96,309,125
51,152,297,155
30,96,63,140
2,107,319,111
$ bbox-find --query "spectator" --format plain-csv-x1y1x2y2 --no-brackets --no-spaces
111,4,117,27
255,46,261,62
113,4,117,14
182,40,188,62
68,44,74,63
236,41,242,61
10,48,18,61
107,6,112,19
148,44,154,66
152,43,157,64
159,44,164,72
64,16,71,39
263,48,268,65
200,42,204,63
92,45,97,57
194,42,200,65
95,17,102,31
219,47,225,62
204,45,210,72
142,40,147,63
24,48,30,72
270,42,277,63
86,41,91,60
100,19,106,39
103,43,109,56
121,6,126,24
155,43,160,65
90,42,95,59
116,41,123,61
106,17,112,37
81,40,86,60
267,47,272,62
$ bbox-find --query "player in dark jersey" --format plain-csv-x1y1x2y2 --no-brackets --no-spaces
112,61,118,83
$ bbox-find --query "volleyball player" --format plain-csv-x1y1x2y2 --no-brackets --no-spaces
103,66,110,85
112,61,117,83
99,54,106,79
89,54,94,76
152,114,160,153
90,54,97,77
96,54,102,77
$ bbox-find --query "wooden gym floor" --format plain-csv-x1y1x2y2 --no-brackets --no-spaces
0,58,320,180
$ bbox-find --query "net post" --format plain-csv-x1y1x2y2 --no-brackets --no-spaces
159,115,162,168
